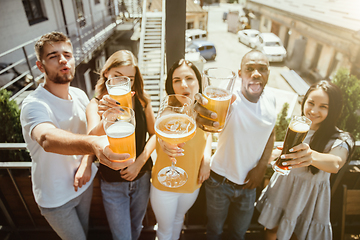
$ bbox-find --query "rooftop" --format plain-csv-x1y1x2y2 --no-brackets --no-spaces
249,0,360,31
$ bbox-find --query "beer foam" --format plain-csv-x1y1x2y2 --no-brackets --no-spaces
204,87,231,101
155,114,195,139
106,121,135,138
109,86,130,96
290,121,310,133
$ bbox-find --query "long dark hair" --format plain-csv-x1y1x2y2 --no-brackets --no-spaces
165,59,202,95
302,80,345,174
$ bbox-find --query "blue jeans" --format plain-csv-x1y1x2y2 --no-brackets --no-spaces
205,174,256,240
101,171,151,240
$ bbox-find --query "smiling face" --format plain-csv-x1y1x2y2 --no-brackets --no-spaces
172,63,200,103
36,41,75,85
105,65,136,88
239,51,269,103
303,88,329,130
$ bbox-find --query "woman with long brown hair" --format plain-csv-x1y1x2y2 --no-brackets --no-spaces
256,80,354,240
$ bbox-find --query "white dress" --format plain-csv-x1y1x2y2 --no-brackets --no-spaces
256,130,351,240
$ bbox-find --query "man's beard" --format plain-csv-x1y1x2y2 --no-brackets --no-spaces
45,68,74,84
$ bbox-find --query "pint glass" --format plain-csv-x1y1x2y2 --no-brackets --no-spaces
201,67,236,132
273,115,312,175
103,107,136,162
105,76,132,108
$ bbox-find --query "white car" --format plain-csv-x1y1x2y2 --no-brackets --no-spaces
237,29,260,48
255,33,287,62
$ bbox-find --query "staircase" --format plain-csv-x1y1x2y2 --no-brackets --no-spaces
138,0,166,114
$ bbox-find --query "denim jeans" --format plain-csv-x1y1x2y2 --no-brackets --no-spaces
205,174,256,240
39,182,93,240
101,171,151,240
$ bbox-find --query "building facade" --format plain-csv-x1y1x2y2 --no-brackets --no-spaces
0,0,139,99
247,0,360,81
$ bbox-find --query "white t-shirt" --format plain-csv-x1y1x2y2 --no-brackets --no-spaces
20,84,98,208
211,87,276,185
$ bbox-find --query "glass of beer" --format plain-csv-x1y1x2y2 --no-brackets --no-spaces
273,115,312,175
103,107,136,162
201,67,236,132
155,94,196,188
105,76,132,108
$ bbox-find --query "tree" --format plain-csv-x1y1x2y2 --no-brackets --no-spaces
275,102,290,141
332,68,360,159
0,89,30,161
332,68,360,141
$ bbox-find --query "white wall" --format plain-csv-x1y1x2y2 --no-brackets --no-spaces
0,0,110,64
0,0,65,63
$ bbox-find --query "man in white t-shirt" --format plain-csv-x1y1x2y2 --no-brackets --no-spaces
20,32,134,240
194,50,276,240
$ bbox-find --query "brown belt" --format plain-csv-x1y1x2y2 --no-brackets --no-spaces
210,170,245,188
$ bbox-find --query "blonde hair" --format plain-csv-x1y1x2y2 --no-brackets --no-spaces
95,50,149,107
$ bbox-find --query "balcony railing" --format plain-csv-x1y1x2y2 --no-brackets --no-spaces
0,141,359,239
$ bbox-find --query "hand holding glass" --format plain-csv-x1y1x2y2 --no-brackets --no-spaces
273,115,312,175
103,107,136,162
200,67,236,132
155,95,196,188
105,76,132,108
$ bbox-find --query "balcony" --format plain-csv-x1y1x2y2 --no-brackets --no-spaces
0,3,140,104
0,142,359,240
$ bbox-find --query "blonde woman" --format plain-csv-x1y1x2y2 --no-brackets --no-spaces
87,50,156,240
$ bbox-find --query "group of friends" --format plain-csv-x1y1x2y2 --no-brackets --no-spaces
20,31,354,240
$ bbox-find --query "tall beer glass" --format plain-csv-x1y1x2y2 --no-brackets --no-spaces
103,107,136,162
273,115,312,175
155,95,196,188
105,76,132,108
201,67,236,132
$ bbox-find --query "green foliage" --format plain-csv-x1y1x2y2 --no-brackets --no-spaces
0,89,30,161
275,102,290,141
332,68,360,159
332,68,360,140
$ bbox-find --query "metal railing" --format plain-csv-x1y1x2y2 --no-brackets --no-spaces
0,38,41,102
0,141,359,238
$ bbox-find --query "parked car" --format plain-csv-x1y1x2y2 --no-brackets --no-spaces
187,40,216,60
255,32,287,62
185,29,207,42
237,29,260,48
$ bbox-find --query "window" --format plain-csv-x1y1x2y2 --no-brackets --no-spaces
311,43,323,69
187,22,194,29
199,47,205,51
263,18,268,28
22,0,48,25
205,46,213,50
265,41,281,47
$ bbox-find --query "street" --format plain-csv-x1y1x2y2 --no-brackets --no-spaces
202,3,301,116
